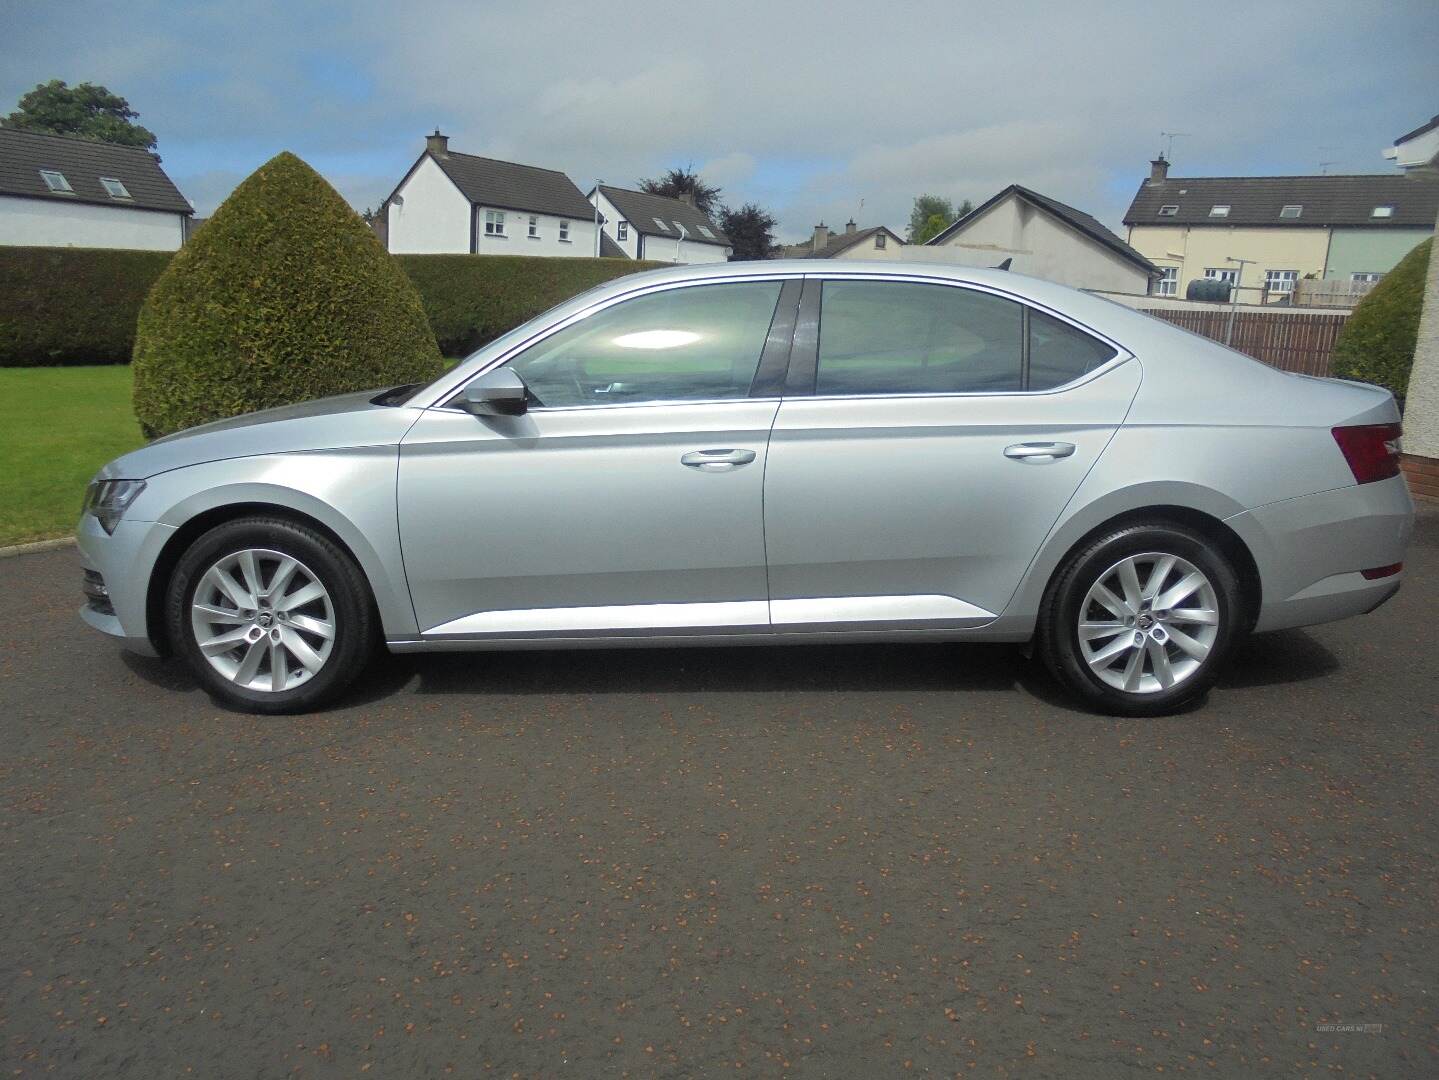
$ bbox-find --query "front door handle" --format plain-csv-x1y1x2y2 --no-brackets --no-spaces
681,448,757,470
1004,441,1076,462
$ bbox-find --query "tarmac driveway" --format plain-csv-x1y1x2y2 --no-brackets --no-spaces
1,513,1435,1077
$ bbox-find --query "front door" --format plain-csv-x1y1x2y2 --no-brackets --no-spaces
763,278,1141,631
398,278,796,639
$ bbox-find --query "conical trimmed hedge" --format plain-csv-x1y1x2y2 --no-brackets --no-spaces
133,152,444,435
1331,237,1431,404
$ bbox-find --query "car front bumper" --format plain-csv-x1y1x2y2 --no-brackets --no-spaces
75,513,176,657
1227,474,1414,633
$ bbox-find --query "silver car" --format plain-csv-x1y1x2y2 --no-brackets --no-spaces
78,262,1413,716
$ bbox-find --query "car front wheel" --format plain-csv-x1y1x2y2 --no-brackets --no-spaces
165,517,375,714
1037,521,1243,716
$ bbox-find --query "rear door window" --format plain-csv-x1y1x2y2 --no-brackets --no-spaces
815,281,1023,395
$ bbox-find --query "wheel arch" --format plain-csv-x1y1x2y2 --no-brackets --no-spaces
145,500,405,655
1043,505,1262,633
1001,482,1265,637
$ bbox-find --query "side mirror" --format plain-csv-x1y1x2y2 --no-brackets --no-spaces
458,369,528,416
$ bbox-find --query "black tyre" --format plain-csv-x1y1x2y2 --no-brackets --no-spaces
165,516,375,714
1036,521,1243,717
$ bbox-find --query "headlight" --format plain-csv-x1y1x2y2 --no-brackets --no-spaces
83,479,146,534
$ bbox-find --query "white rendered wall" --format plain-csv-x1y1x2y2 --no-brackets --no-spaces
476,205,597,258
386,156,471,254
0,195,185,250
922,196,1150,293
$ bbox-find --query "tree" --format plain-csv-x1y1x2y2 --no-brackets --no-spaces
1331,238,1432,405
132,152,444,436
718,203,779,262
4,80,158,153
907,195,973,243
638,166,723,217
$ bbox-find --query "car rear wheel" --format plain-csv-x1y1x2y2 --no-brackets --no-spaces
165,517,375,714
1037,521,1242,716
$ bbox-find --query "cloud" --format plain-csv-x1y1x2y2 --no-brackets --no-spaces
3,0,1436,234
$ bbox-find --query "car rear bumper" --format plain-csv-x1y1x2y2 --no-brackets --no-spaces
1227,475,1413,633
75,514,175,657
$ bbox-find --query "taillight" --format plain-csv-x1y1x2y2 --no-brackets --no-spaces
1332,423,1401,484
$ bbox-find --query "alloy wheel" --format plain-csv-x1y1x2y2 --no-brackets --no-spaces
189,548,336,693
1077,551,1220,694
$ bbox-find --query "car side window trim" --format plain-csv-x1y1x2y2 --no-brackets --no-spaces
781,274,1130,400
749,278,803,398
783,278,822,397
435,275,805,413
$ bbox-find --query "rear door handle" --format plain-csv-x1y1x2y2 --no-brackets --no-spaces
1004,441,1076,461
681,448,757,470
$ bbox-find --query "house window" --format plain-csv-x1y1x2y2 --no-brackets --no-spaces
559,220,570,242
1264,269,1297,295
1279,204,1302,219
1157,205,1179,217
39,169,72,193
1208,205,1231,218
1371,205,1394,218
652,216,670,232
528,215,539,238
1351,272,1383,284
875,233,887,249
1152,267,1179,297
1204,267,1239,299
617,221,628,241
484,210,506,236
697,225,716,239
99,177,132,199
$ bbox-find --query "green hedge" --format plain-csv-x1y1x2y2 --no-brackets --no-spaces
0,247,663,366
132,152,446,437
396,254,664,356
1331,238,1431,404
0,247,172,366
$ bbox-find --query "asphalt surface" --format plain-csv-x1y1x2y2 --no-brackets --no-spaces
1,515,1435,1079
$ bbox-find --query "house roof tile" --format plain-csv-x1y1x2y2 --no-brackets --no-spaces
429,149,595,219
594,185,729,246
1123,173,1439,228
0,126,191,215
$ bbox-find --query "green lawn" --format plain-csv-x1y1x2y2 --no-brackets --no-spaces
0,366,144,546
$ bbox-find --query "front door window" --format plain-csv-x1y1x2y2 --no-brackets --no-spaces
504,282,784,407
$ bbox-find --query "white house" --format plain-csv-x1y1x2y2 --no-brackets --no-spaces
0,127,192,250
589,184,731,263
384,132,597,257
914,184,1156,294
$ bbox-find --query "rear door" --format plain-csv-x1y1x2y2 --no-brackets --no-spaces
762,276,1140,631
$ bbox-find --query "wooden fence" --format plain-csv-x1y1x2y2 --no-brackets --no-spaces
1137,307,1349,376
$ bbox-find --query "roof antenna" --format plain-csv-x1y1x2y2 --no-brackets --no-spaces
994,257,1012,271
1159,131,1189,160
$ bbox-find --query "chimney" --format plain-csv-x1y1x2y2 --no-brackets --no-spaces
812,222,829,251
1149,155,1170,183
678,191,696,208
845,218,857,235
425,129,449,156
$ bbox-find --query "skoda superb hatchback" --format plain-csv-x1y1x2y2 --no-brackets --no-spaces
78,262,1413,716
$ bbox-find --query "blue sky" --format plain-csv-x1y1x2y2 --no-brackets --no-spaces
4,0,1436,242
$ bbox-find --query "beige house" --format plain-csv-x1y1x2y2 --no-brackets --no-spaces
914,184,1155,293
778,220,905,260
1124,157,1439,303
